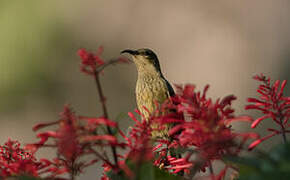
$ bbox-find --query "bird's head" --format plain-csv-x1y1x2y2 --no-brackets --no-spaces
121,48,162,75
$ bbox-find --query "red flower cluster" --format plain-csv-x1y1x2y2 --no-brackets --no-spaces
100,110,155,179
155,84,258,177
246,74,290,150
0,139,50,178
78,46,105,75
27,105,125,179
153,142,192,174
100,108,189,179
2,45,287,180
108,84,258,179
122,111,154,162
78,46,130,76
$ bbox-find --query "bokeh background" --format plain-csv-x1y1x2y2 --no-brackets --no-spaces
0,0,289,179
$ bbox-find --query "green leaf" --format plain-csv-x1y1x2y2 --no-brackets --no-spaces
223,155,260,169
108,160,182,180
136,162,181,180
106,170,127,180
137,162,154,180
226,143,290,179
154,167,182,180
269,142,290,162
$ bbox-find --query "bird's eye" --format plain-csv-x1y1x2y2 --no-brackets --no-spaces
144,51,153,58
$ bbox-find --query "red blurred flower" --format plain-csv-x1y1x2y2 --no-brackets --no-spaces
246,74,290,150
27,105,125,179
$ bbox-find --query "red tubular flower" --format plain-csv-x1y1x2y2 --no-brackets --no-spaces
78,47,104,75
101,163,112,180
154,84,257,176
172,85,253,156
246,74,290,149
94,110,155,179
116,109,192,178
58,120,81,161
121,111,154,163
0,139,53,178
117,84,256,178
164,156,192,174
77,46,131,76
27,105,126,179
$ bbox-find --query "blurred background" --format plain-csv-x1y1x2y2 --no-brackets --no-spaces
0,0,289,179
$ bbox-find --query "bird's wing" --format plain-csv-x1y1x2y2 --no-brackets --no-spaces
164,78,175,97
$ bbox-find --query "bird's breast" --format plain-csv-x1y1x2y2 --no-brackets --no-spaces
135,76,169,118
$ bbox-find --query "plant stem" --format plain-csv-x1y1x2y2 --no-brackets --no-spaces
188,154,205,179
209,162,214,180
93,71,119,168
281,126,287,144
70,170,75,180
70,159,75,180
94,72,109,118
277,109,287,144
89,147,115,167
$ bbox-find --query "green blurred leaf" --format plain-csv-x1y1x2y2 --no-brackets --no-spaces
106,170,127,180
137,162,181,180
223,155,260,169
107,160,182,180
153,166,181,180
138,162,154,180
226,143,290,180
269,142,290,162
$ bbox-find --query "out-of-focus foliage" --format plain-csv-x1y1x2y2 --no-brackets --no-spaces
226,143,290,180
106,161,181,180
0,0,74,112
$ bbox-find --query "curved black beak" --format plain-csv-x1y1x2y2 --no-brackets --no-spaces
120,49,139,55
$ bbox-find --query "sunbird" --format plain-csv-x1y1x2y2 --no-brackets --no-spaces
121,48,175,138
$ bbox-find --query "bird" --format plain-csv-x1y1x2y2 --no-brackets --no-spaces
121,48,175,138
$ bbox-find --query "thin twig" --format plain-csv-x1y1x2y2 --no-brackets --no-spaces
88,147,116,169
70,159,76,180
278,110,287,144
209,162,214,180
188,153,205,179
93,70,119,168
97,58,132,72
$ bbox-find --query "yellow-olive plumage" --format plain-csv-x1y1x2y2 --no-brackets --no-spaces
121,48,174,138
